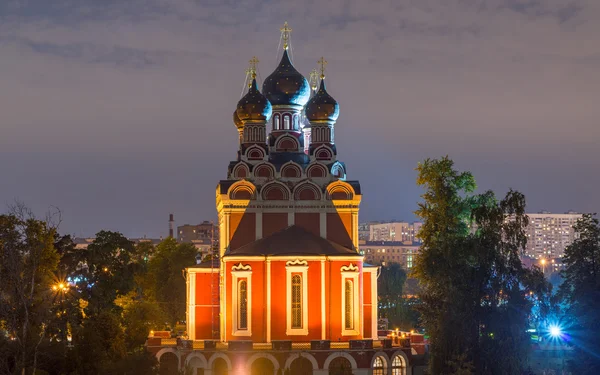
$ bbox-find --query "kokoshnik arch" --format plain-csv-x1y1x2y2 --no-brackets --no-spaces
186,22,378,345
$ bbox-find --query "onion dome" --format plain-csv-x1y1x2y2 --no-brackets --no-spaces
233,110,243,129
236,78,272,122
262,50,310,107
305,79,339,122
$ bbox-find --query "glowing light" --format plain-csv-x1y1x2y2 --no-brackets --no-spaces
549,325,561,337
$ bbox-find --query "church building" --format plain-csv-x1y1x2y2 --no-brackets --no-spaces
150,23,413,375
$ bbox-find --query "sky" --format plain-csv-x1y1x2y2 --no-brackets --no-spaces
1,0,599,238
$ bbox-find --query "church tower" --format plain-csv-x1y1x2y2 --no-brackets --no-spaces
187,23,377,345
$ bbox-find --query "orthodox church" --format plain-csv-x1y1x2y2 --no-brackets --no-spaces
159,23,412,375
187,22,377,345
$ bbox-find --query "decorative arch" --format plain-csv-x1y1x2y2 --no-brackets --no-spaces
156,348,180,373
207,353,233,372
323,352,358,371
245,145,265,160
261,181,290,201
370,352,391,375
280,161,302,178
326,180,355,200
330,162,346,179
293,181,322,200
275,135,299,152
185,353,208,371
228,180,256,200
314,145,333,161
283,353,318,373
390,350,409,375
306,162,328,179
253,162,276,179
232,162,250,179
246,352,280,371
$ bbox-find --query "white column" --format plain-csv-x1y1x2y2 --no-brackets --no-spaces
256,211,263,240
352,211,359,250
188,272,196,340
266,259,272,342
320,212,327,238
371,270,378,340
288,211,295,226
321,259,326,340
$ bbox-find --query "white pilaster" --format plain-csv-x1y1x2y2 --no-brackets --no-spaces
256,211,263,240
320,212,327,238
288,211,294,226
321,259,326,340
266,259,272,342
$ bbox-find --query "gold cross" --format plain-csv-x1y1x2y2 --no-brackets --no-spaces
280,21,292,50
248,56,259,79
309,69,319,92
317,57,328,79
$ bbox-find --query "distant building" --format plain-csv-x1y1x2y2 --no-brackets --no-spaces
522,211,582,259
369,222,422,244
361,241,420,269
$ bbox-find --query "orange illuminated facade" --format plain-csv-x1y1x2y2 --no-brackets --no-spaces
185,25,378,345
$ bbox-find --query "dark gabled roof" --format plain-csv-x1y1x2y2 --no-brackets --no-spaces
224,225,359,257
346,181,361,195
188,259,220,269
218,180,237,194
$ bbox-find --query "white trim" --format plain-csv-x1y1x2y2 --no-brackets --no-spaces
371,269,378,340
222,255,362,262
390,351,409,375
371,352,390,374
231,268,252,337
156,348,180,370
266,259,272,343
207,353,233,372
341,265,360,336
321,259,326,340
188,272,196,340
286,263,309,336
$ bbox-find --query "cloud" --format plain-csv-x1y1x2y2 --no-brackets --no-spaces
1,0,599,235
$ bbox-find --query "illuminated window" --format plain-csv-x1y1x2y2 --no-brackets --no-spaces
392,355,405,375
344,279,354,330
238,280,248,330
373,356,385,375
284,115,290,129
274,115,280,129
291,274,302,328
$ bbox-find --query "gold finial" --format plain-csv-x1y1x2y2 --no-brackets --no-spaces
246,56,259,87
317,57,328,79
309,69,319,92
280,21,292,50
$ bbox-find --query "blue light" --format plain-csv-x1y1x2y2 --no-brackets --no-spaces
549,325,562,337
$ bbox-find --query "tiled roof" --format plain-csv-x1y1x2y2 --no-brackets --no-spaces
224,225,359,257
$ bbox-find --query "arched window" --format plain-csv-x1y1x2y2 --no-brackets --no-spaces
344,279,354,330
392,356,405,375
328,357,352,375
291,275,302,329
274,114,280,129
283,115,290,129
373,356,386,375
238,280,248,330
213,358,228,375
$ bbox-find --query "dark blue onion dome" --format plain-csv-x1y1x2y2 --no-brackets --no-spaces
262,50,310,107
305,79,339,122
236,78,272,122
233,110,243,129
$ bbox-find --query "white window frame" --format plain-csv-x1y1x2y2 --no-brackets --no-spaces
232,266,252,337
286,260,309,336
341,264,360,336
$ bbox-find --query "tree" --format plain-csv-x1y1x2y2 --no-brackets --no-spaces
73,231,137,314
0,207,60,375
377,264,420,330
558,214,600,374
413,157,547,374
146,238,197,326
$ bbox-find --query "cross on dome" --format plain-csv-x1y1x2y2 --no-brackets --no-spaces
309,69,319,93
318,57,328,79
280,21,292,50
248,56,259,83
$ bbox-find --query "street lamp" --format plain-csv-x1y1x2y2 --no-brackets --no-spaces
540,258,546,274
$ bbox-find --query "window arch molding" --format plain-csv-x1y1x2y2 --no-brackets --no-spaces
340,263,360,336
285,259,309,335
231,263,252,336
371,353,390,375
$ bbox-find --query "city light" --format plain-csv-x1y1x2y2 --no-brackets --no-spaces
549,325,562,338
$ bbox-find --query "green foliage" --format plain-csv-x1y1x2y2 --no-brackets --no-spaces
378,264,420,330
558,214,600,374
0,210,60,374
146,237,197,326
413,157,548,375
116,292,166,351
